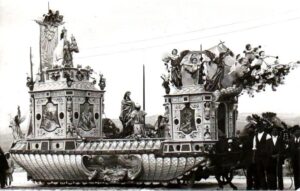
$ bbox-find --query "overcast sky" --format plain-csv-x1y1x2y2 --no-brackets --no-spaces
1,0,300,133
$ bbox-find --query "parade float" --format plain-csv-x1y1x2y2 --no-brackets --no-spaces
9,10,299,186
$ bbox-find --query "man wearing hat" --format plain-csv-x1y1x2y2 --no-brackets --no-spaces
240,115,259,190
267,126,284,190
290,125,300,189
252,115,272,189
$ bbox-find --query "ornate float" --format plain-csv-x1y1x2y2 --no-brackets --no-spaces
9,10,299,186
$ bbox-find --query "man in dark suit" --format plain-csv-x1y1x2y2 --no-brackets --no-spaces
290,125,300,190
252,116,272,190
240,115,259,190
267,126,284,190
0,146,9,188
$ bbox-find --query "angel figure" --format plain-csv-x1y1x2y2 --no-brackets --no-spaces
9,106,25,141
162,49,190,88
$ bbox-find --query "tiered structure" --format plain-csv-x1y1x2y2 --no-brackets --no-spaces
162,48,240,143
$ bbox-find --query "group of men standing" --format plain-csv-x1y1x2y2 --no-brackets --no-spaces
241,114,300,190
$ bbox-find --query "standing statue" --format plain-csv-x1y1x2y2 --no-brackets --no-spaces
162,49,190,88
53,28,79,67
98,73,106,90
119,91,135,137
9,106,25,141
163,49,181,87
205,48,234,91
63,35,79,67
155,115,169,138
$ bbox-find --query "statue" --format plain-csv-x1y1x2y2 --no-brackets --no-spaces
53,28,79,67
43,9,63,25
98,73,106,90
163,49,181,87
162,49,190,88
181,56,199,85
63,35,79,67
26,76,34,91
161,74,170,94
155,115,169,138
119,91,135,137
181,54,206,86
243,44,261,64
9,106,25,141
205,48,234,91
127,104,147,137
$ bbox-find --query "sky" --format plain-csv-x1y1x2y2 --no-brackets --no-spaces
1,0,300,134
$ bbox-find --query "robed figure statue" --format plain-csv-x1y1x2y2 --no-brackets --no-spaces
119,91,135,137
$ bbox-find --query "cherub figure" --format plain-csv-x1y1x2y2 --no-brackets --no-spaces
244,44,261,64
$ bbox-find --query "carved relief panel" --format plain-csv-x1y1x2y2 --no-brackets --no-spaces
39,24,59,69
179,104,196,134
73,96,101,137
35,97,66,138
40,102,60,132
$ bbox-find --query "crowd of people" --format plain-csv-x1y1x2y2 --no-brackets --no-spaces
0,147,14,189
237,113,300,190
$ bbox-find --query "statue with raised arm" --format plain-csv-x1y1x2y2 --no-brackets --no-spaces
162,49,190,88
9,106,25,141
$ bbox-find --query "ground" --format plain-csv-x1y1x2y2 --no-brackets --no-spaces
5,171,295,190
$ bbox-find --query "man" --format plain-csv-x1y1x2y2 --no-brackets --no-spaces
241,115,259,190
290,125,300,190
267,126,284,190
5,153,14,187
0,147,9,188
252,116,272,189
